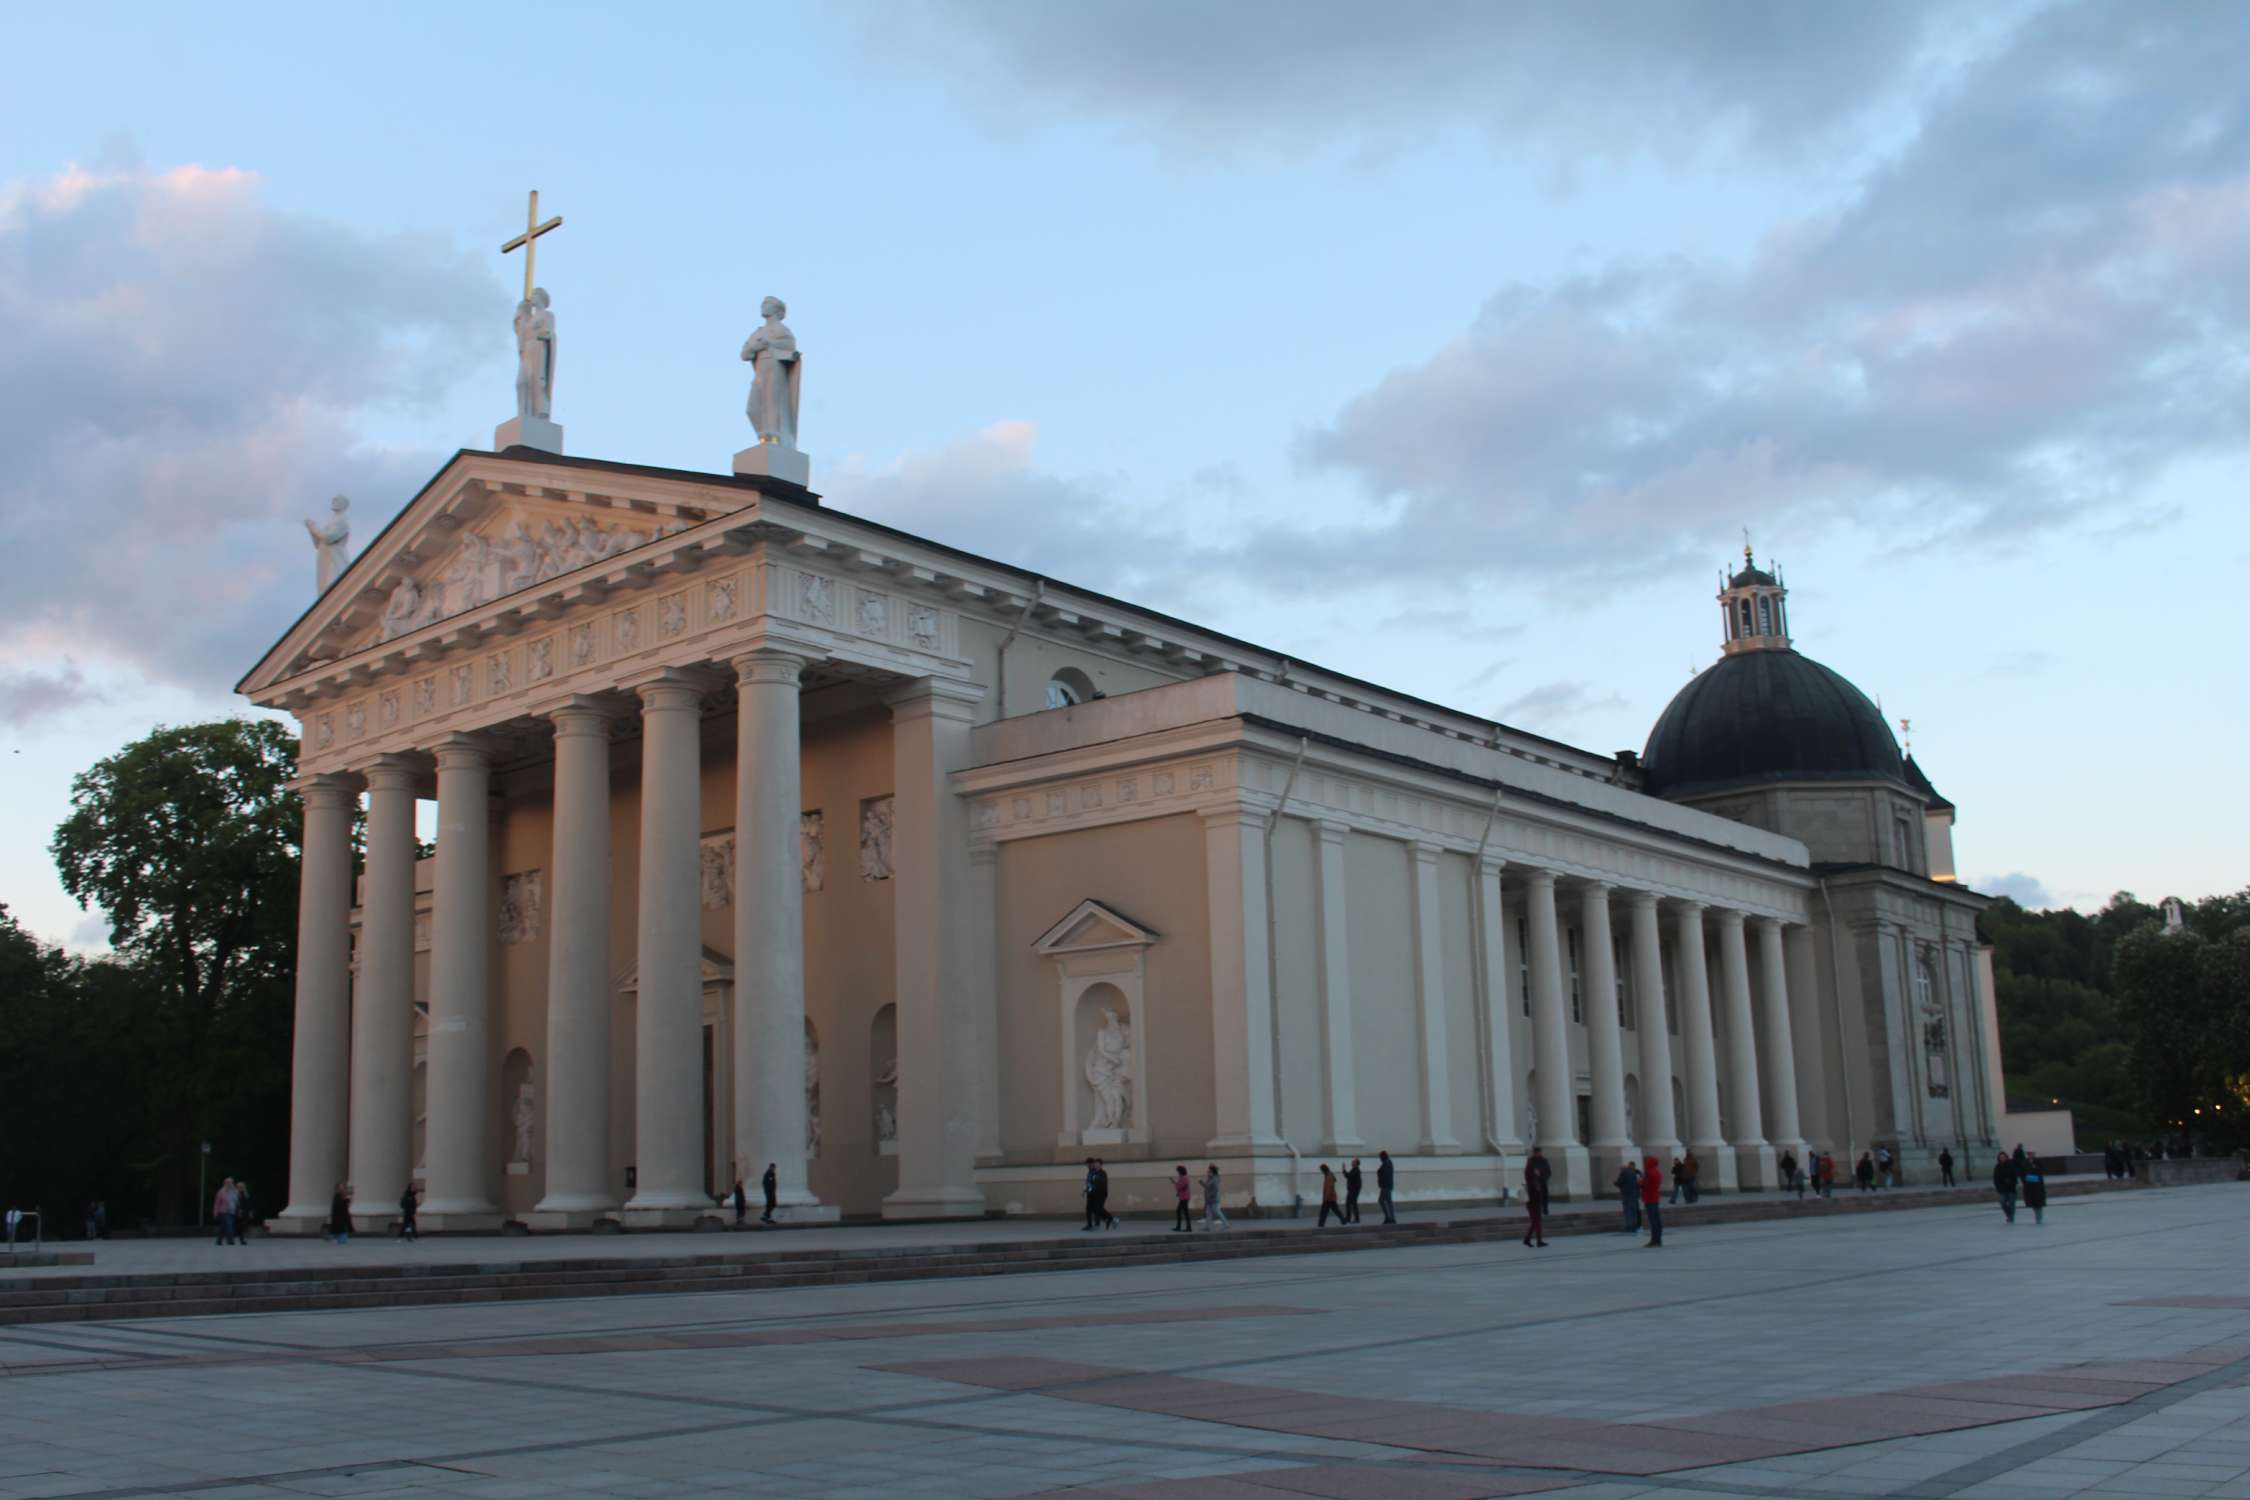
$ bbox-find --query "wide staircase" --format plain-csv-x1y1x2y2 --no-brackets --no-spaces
0,1177,2138,1327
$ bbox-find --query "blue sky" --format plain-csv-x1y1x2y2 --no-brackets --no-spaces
3,3,2245,947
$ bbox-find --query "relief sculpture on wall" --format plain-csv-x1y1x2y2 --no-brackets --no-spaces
376,514,686,643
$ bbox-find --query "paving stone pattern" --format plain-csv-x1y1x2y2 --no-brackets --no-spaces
0,1182,2245,1498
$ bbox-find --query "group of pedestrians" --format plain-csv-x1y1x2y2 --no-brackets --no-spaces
211,1178,256,1244
1157,1163,1232,1231
1313,1151,1398,1228
1992,1145,2050,1224
1610,1155,1666,1247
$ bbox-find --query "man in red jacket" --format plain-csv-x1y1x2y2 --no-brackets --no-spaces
1640,1155,1665,1248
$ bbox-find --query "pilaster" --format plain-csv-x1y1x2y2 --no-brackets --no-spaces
1202,805,1284,1152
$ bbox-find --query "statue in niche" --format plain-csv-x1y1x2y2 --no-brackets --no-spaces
303,495,351,594
874,1054,898,1144
1084,1008,1133,1132
859,797,893,881
511,1079,536,1164
514,287,556,420
741,295,803,447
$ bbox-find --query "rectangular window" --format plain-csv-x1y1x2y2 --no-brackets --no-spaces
1567,927,1582,1024
1517,914,1529,1018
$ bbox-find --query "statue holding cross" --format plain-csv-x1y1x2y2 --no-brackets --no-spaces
495,191,566,453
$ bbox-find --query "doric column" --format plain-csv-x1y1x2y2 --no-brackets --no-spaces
1313,821,1361,1152
625,675,709,1217
1579,882,1633,1176
1755,916,1806,1163
421,736,499,1222
348,756,418,1221
280,773,356,1226
1475,857,1523,1159
1628,892,1682,1159
1785,921,1828,1151
1410,841,1459,1153
883,675,988,1219
1672,901,1735,1190
531,700,619,1222
1716,909,1776,1188
1525,869,1590,1198
733,649,831,1216
1203,806,1282,1154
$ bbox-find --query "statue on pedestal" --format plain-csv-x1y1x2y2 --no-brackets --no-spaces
514,288,556,421
741,296,802,447
303,495,351,595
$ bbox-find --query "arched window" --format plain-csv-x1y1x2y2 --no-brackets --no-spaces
1757,596,1773,635
1738,599,1753,636
1045,666,1095,709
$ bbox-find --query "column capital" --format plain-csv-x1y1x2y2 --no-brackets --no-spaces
1672,897,1708,920
1315,817,1352,844
1579,878,1614,898
1410,839,1444,864
634,667,722,712
1714,907,1747,931
731,645,810,687
884,674,985,723
360,753,421,795
1523,866,1557,892
546,694,627,736
431,732,498,772
1627,889,1662,912
1753,912,1788,934
1200,805,1271,834
292,771,362,807
1475,850,1506,874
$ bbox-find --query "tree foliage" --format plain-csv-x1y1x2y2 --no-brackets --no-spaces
8,719,321,1227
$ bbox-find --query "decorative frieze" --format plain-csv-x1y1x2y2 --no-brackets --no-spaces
700,832,734,910
375,513,685,644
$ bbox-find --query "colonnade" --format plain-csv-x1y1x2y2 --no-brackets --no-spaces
279,646,847,1230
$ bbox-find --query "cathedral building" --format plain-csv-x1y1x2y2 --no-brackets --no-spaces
244,440,1998,1230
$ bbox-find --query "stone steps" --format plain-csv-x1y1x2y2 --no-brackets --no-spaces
0,1177,2143,1327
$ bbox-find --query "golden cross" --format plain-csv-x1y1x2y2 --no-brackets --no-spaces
500,189,563,303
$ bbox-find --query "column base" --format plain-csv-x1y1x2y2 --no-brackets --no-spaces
881,1187,988,1221
1204,1132,1290,1154
622,1206,729,1231
349,1213,401,1235
769,1200,842,1224
1690,1140,1739,1193
1542,1142,1593,1201
520,1208,623,1232
1734,1142,1779,1190
417,1210,505,1233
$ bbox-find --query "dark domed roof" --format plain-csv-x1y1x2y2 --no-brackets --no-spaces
1641,648,1905,799
1729,564,1778,588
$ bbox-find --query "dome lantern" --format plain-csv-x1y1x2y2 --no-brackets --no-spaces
1719,541,1789,655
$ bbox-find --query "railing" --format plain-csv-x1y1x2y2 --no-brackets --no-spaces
2,1209,41,1252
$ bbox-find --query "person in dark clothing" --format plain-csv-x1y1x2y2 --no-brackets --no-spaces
1522,1148,1551,1247
326,1182,353,1245
235,1183,256,1237
2010,1144,2028,1176
1172,1165,1194,1232
1083,1158,1101,1231
1090,1160,1116,1229
397,1183,419,1242
760,1162,778,1224
1318,1165,1347,1227
1640,1156,1665,1247
1678,1150,1701,1204
732,1174,748,1226
1343,1159,1363,1224
1993,1154,2019,1223
1778,1149,1798,1195
2021,1155,2049,1225
1855,1153,1875,1191
1376,1151,1397,1224
1615,1160,1642,1233
1938,1148,1955,1187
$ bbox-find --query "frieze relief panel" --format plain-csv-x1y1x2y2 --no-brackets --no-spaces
371,511,688,646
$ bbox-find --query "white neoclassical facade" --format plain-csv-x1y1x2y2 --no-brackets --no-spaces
242,449,1999,1230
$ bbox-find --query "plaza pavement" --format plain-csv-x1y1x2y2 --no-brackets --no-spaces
0,1181,2244,1499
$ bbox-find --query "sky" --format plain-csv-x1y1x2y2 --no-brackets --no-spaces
3,2,2246,949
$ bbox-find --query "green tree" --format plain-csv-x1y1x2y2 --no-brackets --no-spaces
48,718,318,1223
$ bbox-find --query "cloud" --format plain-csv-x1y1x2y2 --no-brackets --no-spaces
1978,871,2055,908
1495,680,1627,732
0,161,498,695
864,3,1947,164
0,662,103,725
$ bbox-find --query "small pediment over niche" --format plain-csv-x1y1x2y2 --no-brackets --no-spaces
614,946,734,992
1033,900,1160,956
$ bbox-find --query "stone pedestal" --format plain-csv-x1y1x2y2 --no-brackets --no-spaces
1734,1142,1780,1190
495,415,564,453
733,441,809,486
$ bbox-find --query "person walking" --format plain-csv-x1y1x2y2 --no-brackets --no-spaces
1939,1148,1955,1187
1171,1166,1193,1232
732,1173,748,1227
1615,1158,1642,1234
2010,1143,2028,1177
760,1162,778,1225
1778,1149,1798,1196
1876,1145,1894,1188
1082,1158,1101,1231
325,1182,353,1245
1376,1150,1397,1225
397,1182,419,1242
1318,1165,1347,1227
1855,1153,1875,1192
1679,1150,1701,1204
213,1177,239,1246
1343,1158,1364,1224
2021,1155,2048,1225
1090,1159,1117,1229
1669,1155,1686,1205
1820,1152,1837,1198
1641,1155,1665,1247
1522,1147,1551,1248
1993,1152,2019,1223
1202,1163,1230,1231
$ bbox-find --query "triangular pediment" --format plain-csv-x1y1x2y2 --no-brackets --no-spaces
238,448,769,698
614,946,734,992
1033,899,1161,955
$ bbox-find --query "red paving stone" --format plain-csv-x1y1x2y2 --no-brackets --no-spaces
886,1346,2234,1478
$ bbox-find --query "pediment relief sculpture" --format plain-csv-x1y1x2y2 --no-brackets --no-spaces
373,511,687,645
